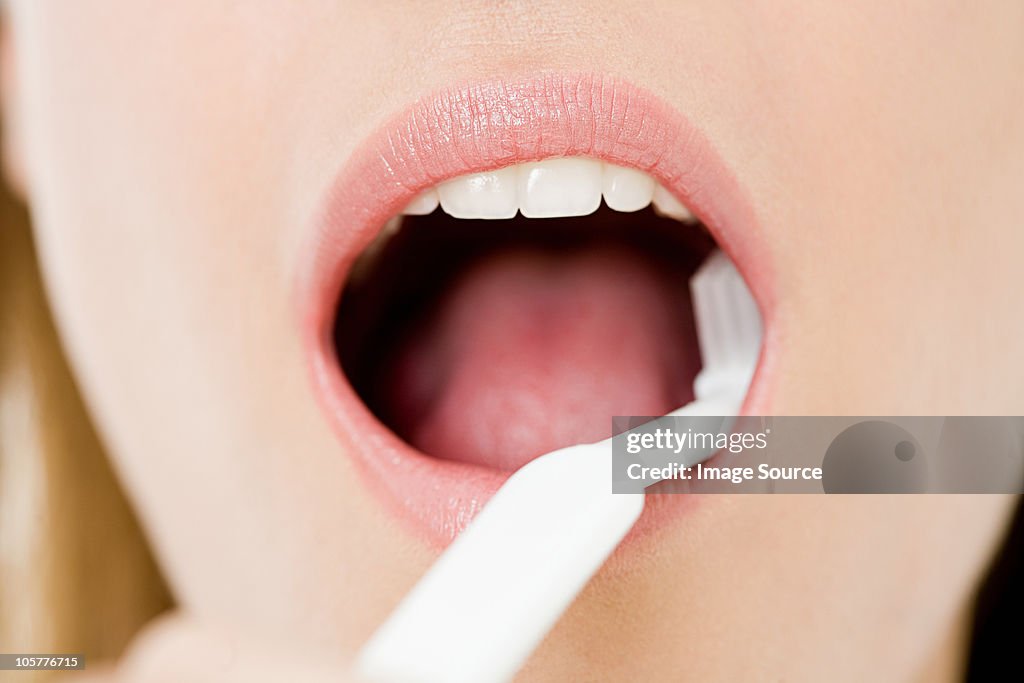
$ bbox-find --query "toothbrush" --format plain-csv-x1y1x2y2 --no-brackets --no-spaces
356,250,762,683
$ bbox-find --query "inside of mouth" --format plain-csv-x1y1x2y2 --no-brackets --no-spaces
335,203,718,472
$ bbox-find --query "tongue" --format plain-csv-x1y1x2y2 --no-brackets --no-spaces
384,246,700,471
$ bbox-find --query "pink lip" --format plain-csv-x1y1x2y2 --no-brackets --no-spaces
298,72,776,546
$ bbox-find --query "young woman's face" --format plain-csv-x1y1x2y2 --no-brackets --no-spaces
6,2,1023,679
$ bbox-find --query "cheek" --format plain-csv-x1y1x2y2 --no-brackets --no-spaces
13,2,292,463
569,495,1013,680
710,3,1024,414
9,1,431,641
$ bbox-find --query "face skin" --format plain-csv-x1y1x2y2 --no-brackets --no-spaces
4,1,1023,680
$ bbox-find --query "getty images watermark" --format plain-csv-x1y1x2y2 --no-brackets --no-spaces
611,416,1024,494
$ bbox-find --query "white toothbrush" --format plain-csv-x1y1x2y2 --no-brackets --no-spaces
356,249,762,683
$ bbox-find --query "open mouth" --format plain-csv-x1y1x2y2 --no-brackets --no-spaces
337,160,720,473
301,74,773,544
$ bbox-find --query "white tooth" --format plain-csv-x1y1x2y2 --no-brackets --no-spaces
652,184,696,222
437,167,518,219
402,189,439,215
601,164,655,212
518,157,602,218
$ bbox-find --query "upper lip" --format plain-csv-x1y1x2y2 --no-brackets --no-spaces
297,71,774,545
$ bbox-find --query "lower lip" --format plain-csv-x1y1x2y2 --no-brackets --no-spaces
299,72,775,546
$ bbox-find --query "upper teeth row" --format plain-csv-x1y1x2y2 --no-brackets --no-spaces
402,157,696,222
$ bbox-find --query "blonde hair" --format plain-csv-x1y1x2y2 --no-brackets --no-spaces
0,181,171,680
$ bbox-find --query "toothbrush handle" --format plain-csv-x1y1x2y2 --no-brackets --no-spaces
356,442,644,683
